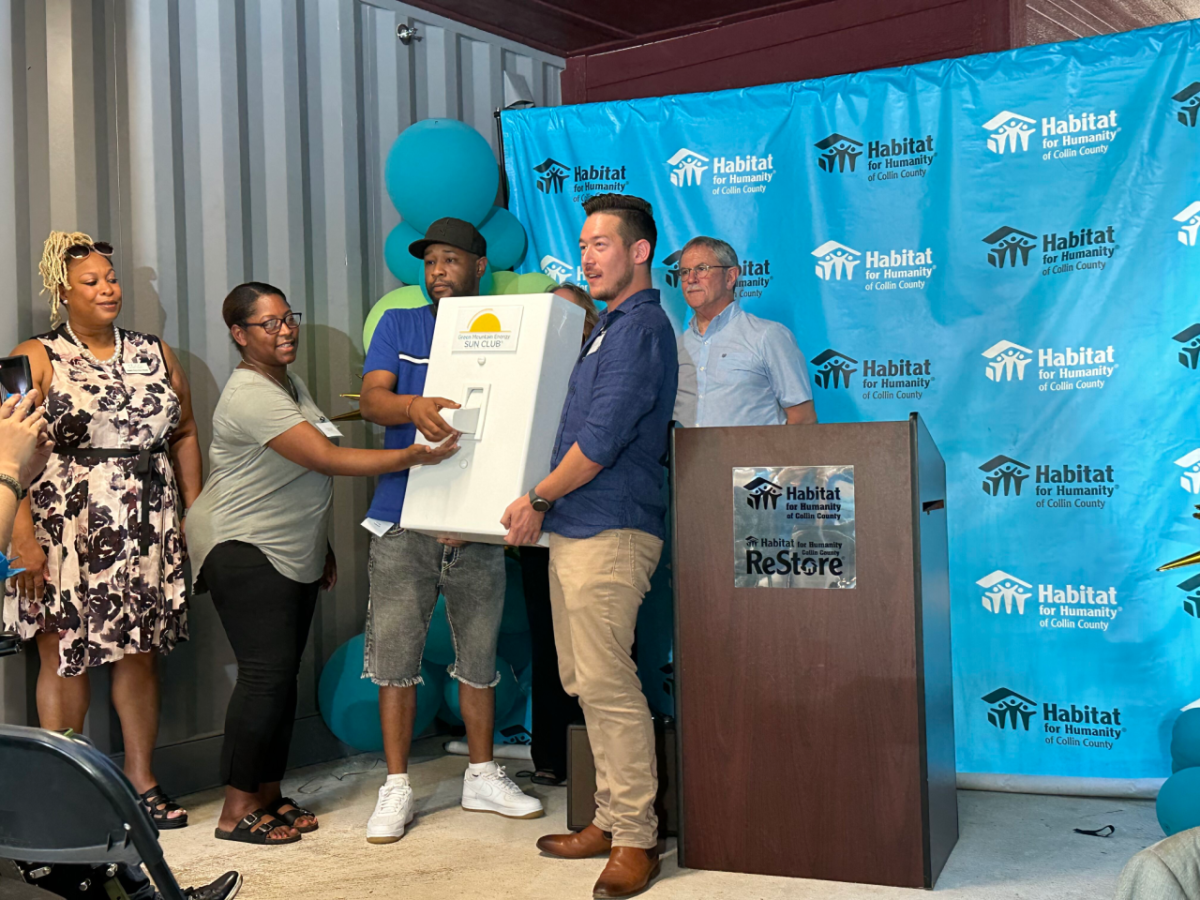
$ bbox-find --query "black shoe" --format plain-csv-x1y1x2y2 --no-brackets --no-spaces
184,871,242,900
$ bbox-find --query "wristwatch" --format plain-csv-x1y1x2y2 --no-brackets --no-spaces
0,473,26,502
528,487,553,513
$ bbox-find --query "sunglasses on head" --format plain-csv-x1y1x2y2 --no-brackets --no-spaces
64,241,114,260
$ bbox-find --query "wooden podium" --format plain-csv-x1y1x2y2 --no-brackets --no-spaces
670,414,957,889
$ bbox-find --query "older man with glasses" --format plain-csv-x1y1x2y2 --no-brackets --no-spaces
673,236,816,428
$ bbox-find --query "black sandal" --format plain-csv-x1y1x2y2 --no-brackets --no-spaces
265,796,318,833
213,809,300,845
139,785,189,829
530,769,567,786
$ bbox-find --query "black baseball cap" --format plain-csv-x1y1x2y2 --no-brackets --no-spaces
409,217,487,259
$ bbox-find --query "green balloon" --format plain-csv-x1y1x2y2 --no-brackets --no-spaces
363,285,429,351
515,272,558,293
490,270,521,295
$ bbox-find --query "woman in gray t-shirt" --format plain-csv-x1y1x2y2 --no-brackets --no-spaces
188,282,456,846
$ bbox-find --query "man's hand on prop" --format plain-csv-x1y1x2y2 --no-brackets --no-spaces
502,494,544,546
408,396,460,442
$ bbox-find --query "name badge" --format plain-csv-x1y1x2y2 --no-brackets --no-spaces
124,361,152,375
316,419,343,439
360,517,393,537
586,331,606,356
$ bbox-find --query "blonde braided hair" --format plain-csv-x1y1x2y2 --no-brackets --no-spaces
39,230,96,327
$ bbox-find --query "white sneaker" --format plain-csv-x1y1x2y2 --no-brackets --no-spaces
366,779,414,844
461,763,545,819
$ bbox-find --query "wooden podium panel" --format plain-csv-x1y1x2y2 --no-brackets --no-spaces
671,415,956,888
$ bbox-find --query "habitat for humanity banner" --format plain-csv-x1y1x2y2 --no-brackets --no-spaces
503,21,1200,781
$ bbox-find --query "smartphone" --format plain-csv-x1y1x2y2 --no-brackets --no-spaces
0,355,33,401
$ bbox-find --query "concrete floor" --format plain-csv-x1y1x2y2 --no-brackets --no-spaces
160,739,1164,900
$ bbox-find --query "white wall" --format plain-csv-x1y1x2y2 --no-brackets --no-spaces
0,0,562,786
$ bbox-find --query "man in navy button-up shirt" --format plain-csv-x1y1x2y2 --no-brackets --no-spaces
503,194,676,897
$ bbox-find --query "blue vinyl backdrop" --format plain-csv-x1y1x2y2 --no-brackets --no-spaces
502,22,1200,780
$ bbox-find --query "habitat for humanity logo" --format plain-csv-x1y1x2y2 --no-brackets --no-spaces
1175,449,1200,494
983,111,1036,154
977,571,1033,614
743,476,782,510
983,223,1117,276
811,240,934,290
1174,203,1200,246
978,569,1120,631
810,349,858,389
982,688,1038,730
1177,573,1200,618
667,146,776,195
540,254,581,284
980,454,1117,509
981,687,1125,748
531,156,628,203
981,338,1116,393
812,129,935,182
533,158,570,194
981,107,1120,161
1174,324,1200,369
1173,82,1200,127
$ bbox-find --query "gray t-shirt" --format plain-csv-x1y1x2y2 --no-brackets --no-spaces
187,368,333,586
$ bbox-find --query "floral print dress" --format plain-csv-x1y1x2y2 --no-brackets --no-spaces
2,327,188,676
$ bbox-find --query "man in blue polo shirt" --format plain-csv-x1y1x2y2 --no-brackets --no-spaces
673,235,815,427
502,194,677,899
358,218,542,845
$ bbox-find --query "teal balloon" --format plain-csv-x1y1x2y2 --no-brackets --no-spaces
319,634,442,751
517,663,532,697
385,119,498,231
497,630,532,674
479,206,527,270
439,679,464,726
500,555,528,634
442,658,521,724
1171,709,1200,772
384,221,425,285
423,595,456,666
496,693,533,746
480,263,494,296
1158,767,1200,835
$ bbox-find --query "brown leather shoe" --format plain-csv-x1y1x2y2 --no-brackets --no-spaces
592,846,661,898
536,823,613,859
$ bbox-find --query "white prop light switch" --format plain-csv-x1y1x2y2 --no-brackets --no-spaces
400,294,585,545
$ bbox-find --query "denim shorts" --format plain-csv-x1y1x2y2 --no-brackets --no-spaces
363,527,505,689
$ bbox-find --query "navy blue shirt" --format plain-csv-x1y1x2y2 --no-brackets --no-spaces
362,307,436,523
543,288,678,540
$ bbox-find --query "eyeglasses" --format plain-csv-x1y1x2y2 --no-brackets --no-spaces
678,264,734,280
65,241,114,260
241,312,302,335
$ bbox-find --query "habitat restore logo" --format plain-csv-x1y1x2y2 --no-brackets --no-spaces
665,146,776,196
980,107,1121,161
452,306,522,352
978,454,1118,510
980,687,1126,750
980,338,1117,393
976,568,1121,631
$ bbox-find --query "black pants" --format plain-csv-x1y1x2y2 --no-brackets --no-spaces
519,546,583,778
204,541,320,793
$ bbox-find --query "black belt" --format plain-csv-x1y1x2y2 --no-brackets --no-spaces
54,444,168,557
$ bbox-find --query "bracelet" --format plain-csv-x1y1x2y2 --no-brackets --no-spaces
0,473,25,502
405,395,418,420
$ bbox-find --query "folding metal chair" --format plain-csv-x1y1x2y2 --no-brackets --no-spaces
0,726,185,900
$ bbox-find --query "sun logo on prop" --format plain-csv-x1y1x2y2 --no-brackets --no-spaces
467,310,504,333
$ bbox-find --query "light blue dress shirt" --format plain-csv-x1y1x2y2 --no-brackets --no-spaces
674,300,813,427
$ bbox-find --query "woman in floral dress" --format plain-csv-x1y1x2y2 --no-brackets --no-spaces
4,232,202,828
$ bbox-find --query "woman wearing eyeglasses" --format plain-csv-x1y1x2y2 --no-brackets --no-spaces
4,231,202,829
186,282,458,845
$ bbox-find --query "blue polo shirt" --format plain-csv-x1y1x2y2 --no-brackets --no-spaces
363,306,436,523
543,288,678,541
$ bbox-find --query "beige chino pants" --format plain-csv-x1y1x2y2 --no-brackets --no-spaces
547,527,664,850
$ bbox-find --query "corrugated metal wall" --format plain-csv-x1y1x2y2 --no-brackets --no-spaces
0,0,562,785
